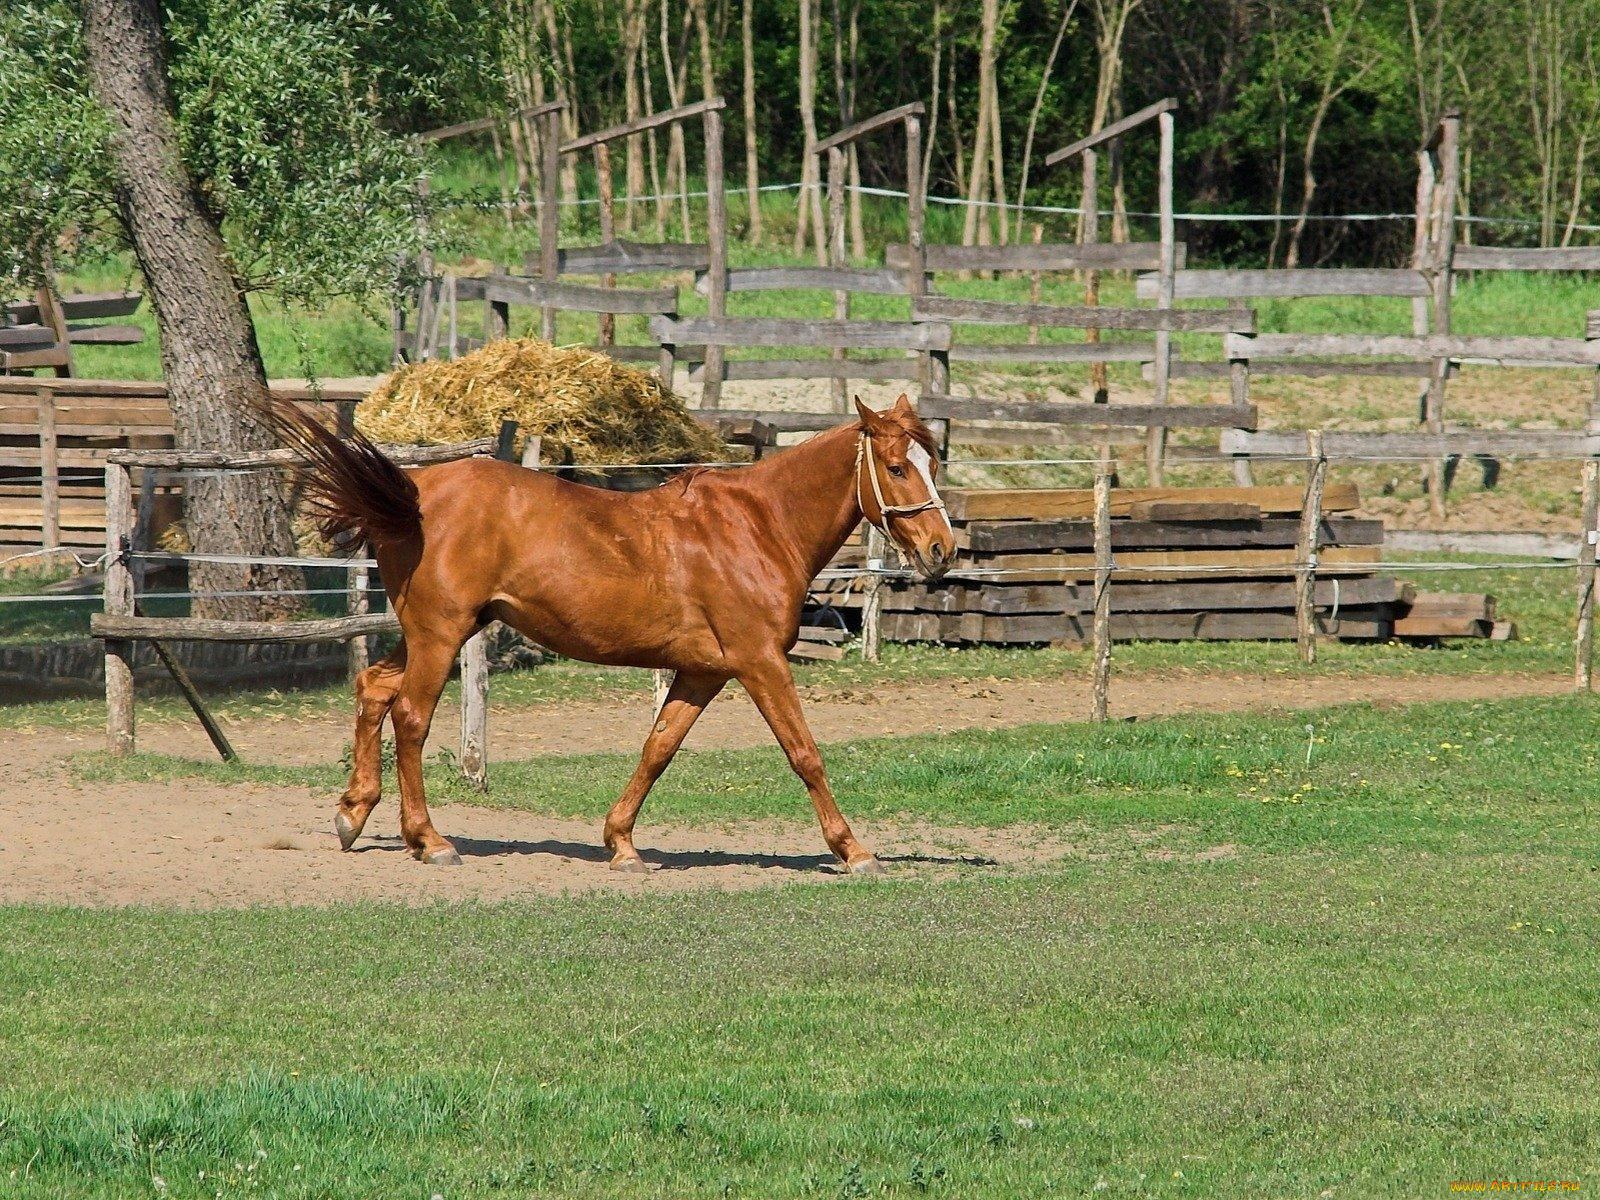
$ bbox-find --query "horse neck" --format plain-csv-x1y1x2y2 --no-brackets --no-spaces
743,423,864,581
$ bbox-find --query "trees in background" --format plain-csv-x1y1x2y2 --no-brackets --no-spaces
469,0,1600,263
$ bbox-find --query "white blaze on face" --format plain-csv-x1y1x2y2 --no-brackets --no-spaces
906,442,953,538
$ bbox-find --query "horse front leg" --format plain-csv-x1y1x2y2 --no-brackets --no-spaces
604,671,727,872
739,656,882,874
335,644,407,851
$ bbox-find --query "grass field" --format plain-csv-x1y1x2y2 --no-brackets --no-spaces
5,693,1600,1197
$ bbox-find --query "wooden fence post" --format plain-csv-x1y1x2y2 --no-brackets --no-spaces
458,630,489,790
1424,110,1461,518
1229,354,1254,486
1295,430,1327,665
827,145,850,412
1146,108,1177,486
702,105,729,409
37,385,58,551
652,669,672,716
104,462,136,755
1577,457,1599,691
347,548,370,681
904,113,928,391
861,525,885,663
1091,463,1112,722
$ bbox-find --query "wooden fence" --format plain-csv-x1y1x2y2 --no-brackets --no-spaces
0,378,364,555
90,439,497,775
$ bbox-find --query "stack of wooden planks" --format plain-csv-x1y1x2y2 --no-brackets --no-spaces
822,484,1509,646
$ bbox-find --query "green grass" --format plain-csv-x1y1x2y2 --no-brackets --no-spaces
8,693,1600,1197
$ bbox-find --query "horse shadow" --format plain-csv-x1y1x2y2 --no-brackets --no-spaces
353,833,996,873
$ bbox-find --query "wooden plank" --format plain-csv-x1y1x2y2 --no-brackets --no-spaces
943,483,1361,521
1222,427,1600,459
946,342,1163,364
0,378,362,401
880,608,1390,644
479,274,677,314
1398,591,1494,620
1166,359,1437,380
1453,246,1600,271
649,315,951,351
787,640,847,662
921,395,1254,428
958,517,1382,554
702,267,909,295
418,101,564,143
6,290,142,323
1141,268,1430,300
1393,613,1493,638
92,612,401,644
561,96,726,153
1128,499,1261,521
1104,575,1407,614
551,241,710,274
1385,528,1581,558
911,296,1253,333
688,357,919,382
65,323,144,345
691,408,844,432
886,241,1182,273
1044,98,1178,165
108,438,496,469
815,101,925,154
960,545,1381,573
1228,332,1600,364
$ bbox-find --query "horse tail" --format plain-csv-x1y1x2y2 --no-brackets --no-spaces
255,396,421,547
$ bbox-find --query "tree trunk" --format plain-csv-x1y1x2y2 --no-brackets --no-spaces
83,0,301,621
793,0,826,262
961,0,999,247
741,0,762,241
623,0,648,233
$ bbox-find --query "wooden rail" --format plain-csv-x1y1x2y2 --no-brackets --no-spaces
1137,268,1431,300
815,102,926,154
913,296,1253,333
887,241,1182,273
1045,97,1178,166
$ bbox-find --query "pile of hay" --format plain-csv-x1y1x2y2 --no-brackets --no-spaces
356,338,725,466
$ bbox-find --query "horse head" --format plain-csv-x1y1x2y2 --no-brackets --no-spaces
853,394,958,580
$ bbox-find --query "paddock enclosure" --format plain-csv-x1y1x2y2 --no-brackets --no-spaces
4,98,1600,781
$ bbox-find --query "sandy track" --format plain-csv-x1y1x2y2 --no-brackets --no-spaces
0,668,1568,908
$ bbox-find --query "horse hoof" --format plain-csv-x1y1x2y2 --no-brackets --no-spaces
610,855,651,875
848,855,886,876
423,847,462,867
334,811,359,852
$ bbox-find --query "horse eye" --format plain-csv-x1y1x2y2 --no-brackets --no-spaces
888,465,905,477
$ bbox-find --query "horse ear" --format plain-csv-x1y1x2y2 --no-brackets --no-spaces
892,393,915,414
853,396,883,429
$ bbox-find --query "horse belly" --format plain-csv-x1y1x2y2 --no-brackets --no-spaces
491,575,723,671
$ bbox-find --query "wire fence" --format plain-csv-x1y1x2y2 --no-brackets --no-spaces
433,177,1600,235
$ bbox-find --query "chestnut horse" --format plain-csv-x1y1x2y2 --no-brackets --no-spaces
265,395,957,874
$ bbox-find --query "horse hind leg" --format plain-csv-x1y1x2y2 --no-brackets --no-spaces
603,671,727,872
336,644,408,851
389,634,467,866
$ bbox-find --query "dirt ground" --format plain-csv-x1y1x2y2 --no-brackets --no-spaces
0,667,1569,909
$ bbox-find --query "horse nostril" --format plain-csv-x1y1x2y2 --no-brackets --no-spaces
931,543,946,563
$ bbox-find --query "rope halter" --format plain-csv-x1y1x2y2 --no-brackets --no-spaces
855,429,949,536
